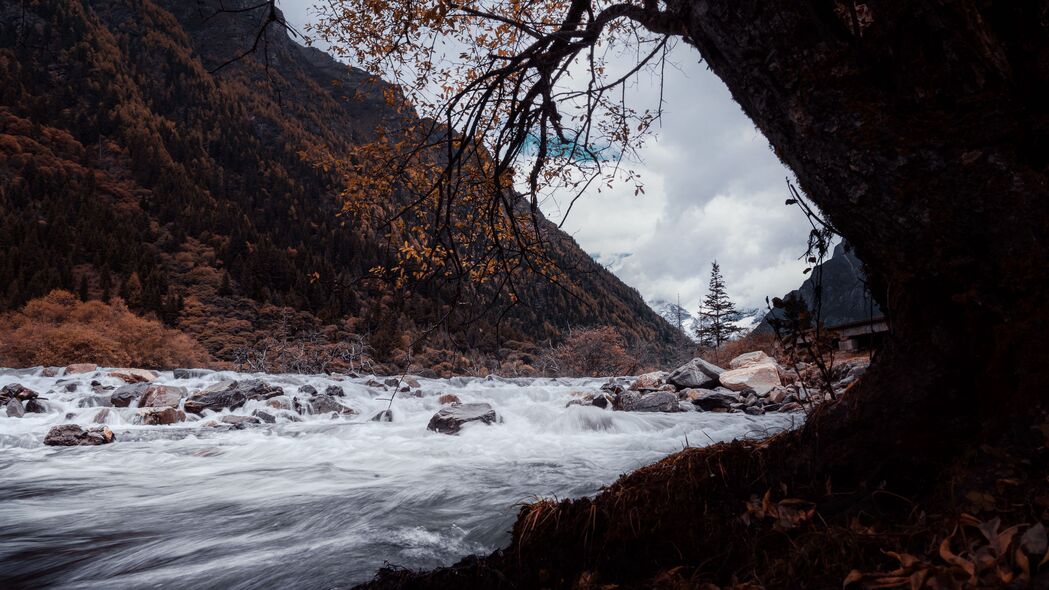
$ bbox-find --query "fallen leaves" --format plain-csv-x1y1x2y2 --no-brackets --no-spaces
741,490,817,530
843,515,1049,588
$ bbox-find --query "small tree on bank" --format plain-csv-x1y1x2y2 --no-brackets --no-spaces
695,262,744,363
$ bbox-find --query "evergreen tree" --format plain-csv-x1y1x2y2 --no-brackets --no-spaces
694,261,744,360
78,275,89,301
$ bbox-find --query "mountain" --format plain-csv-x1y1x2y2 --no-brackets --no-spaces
755,242,884,333
0,0,685,370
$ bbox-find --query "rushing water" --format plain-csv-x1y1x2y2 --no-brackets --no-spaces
0,368,799,589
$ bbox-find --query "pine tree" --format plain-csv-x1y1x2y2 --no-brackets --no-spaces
694,261,744,361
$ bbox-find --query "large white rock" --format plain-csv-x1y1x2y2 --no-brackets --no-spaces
719,364,782,395
728,351,777,370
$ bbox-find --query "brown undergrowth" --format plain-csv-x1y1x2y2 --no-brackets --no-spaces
355,406,1049,589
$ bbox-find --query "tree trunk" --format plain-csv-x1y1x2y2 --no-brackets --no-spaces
672,0,1049,485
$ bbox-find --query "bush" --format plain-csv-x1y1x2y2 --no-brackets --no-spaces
542,326,637,377
0,290,211,369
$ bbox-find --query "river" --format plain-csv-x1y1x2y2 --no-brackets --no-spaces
0,368,798,589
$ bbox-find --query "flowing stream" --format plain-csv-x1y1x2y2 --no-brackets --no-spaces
0,368,799,589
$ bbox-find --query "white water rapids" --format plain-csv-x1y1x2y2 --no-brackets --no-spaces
0,368,799,589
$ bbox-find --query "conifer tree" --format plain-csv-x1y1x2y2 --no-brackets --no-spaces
695,261,744,361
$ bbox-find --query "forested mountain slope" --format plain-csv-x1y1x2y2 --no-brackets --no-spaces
0,0,683,369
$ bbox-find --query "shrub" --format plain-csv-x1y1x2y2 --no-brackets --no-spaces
0,290,211,368
542,326,637,377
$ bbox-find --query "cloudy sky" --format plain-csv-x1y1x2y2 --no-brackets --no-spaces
279,2,812,314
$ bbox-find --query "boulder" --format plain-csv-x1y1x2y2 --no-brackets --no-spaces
24,398,47,413
620,391,680,412
236,379,284,400
109,369,158,383
110,383,151,407
6,398,24,417
744,405,766,416
324,385,345,397
384,378,400,388
221,415,262,428
184,381,245,414
63,383,78,392
591,394,611,409
767,386,790,404
719,364,782,396
371,409,394,422
613,390,642,411
298,385,318,396
173,368,213,379
404,377,421,389
135,406,186,425
691,390,740,411
427,403,498,434
44,424,115,446
728,351,777,370
1,383,39,403
138,385,187,408
252,410,277,424
184,380,282,414
437,393,461,405
629,371,668,392
265,396,293,410
307,393,356,415
666,358,724,389
64,363,97,375
93,408,112,424
779,402,804,413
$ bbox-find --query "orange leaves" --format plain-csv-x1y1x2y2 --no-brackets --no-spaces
740,489,817,531
843,516,1049,589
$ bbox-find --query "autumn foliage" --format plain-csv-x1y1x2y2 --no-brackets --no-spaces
0,290,211,369
542,326,637,377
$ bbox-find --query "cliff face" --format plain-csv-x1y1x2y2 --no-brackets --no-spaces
756,242,884,333
0,0,683,365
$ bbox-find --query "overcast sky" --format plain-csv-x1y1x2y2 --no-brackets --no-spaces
279,2,812,314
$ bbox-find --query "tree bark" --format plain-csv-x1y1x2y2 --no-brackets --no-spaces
669,0,1049,484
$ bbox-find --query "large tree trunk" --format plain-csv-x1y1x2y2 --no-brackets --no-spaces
674,0,1049,485
355,3,1049,588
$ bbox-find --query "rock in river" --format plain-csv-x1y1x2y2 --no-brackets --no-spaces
691,390,740,411
184,380,283,415
1,383,39,403
44,424,115,446
184,381,246,414
427,403,498,434
138,385,187,408
307,393,357,416
221,415,262,428
666,358,724,389
135,406,186,425
6,398,24,418
109,369,158,383
616,391,680,412
110,383,151,407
